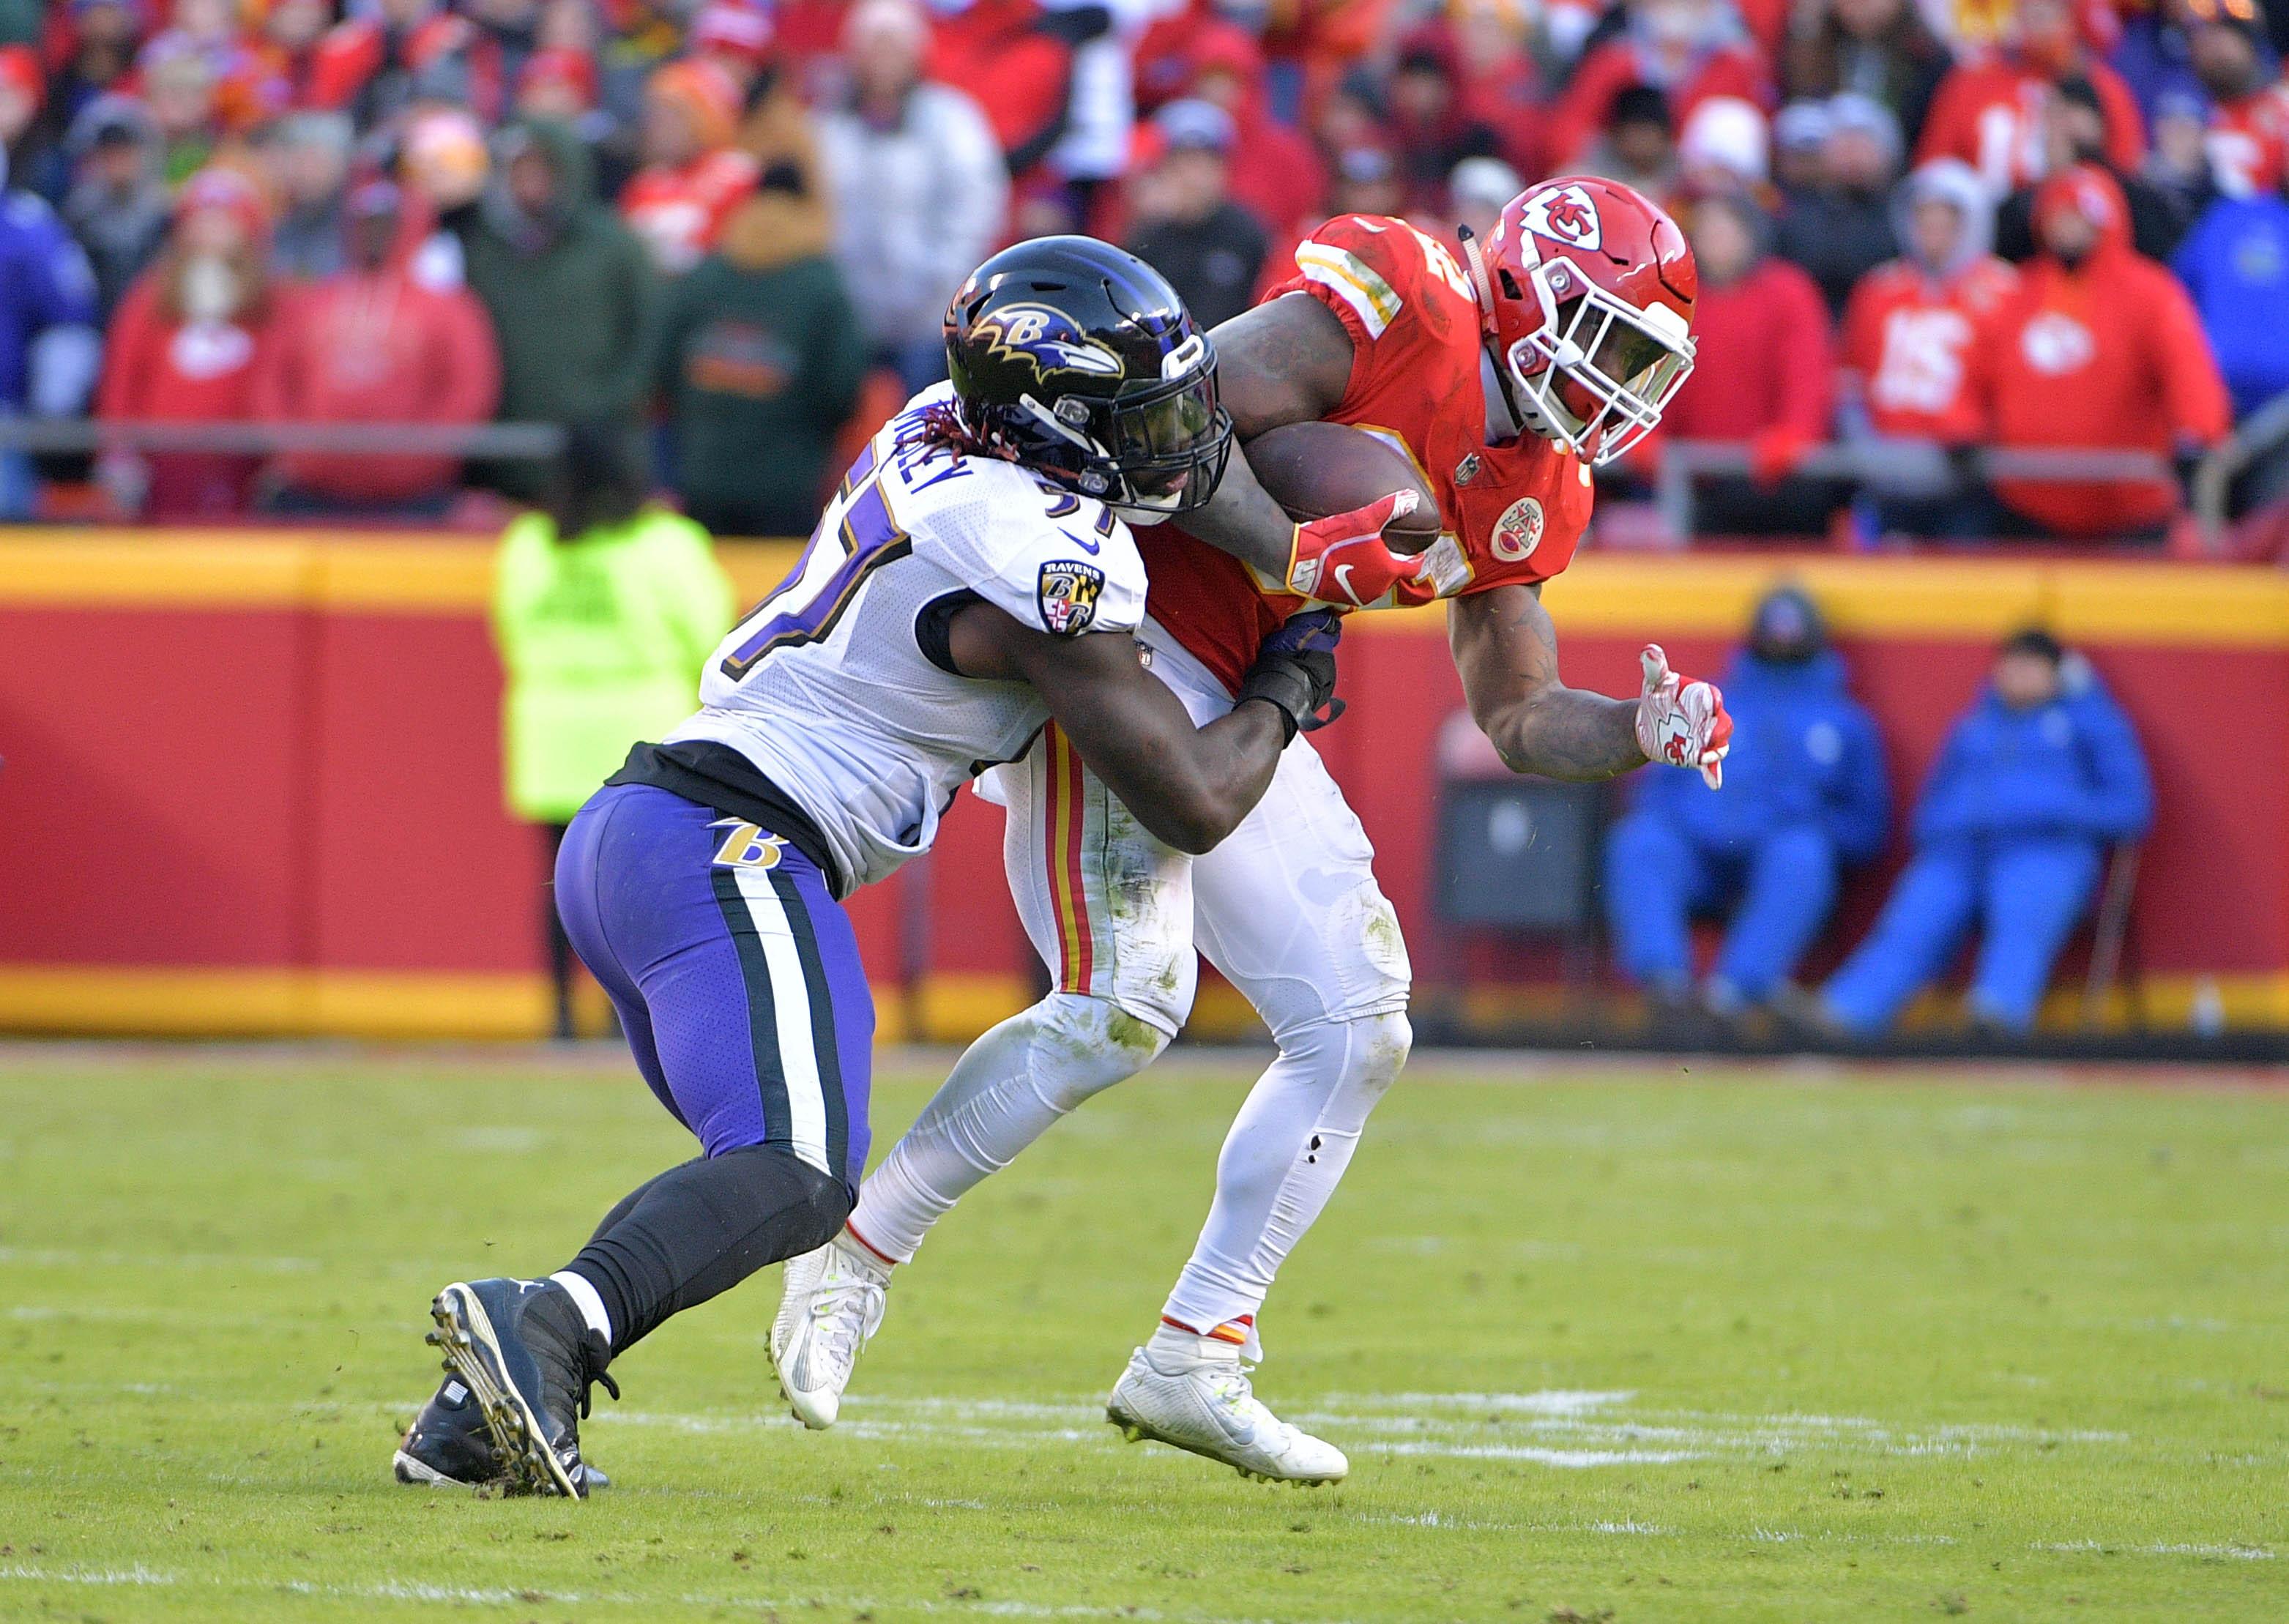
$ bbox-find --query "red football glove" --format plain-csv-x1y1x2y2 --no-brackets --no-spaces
1284,489,1431,608
1634,644,1733,789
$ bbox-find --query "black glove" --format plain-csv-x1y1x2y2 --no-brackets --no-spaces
1236,609,1344,744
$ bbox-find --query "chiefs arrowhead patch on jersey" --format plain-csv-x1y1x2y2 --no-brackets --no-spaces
1520,183,1603,253
1038,559,1107,635
1489,497,1544,562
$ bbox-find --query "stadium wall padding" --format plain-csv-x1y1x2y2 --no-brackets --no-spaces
1,531,2285,1038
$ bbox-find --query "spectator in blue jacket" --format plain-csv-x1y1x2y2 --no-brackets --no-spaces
0,149,101,518
1818,630,2153,1036
2174,189,2289,421
1605,586,1891,1017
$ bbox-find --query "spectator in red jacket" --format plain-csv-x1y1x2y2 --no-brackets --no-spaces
1915,0,2145,191
1183,23,1326,245
250,179,502,517
620,59,758,275
97,165,289,519
2187,0,2289,198
1384,23,1503,217
1981,163,2230,540
1550,0,1771,172
1839,157,2021,536
1661,190,1842,537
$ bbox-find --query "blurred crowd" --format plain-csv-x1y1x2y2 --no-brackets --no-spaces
2,0,2287,540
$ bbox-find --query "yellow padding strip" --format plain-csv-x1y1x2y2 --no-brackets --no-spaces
2,532,2286,649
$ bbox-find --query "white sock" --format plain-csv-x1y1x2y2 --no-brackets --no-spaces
549,1270,613,1346
1161,1011,1408,1334
853,992,1168,1262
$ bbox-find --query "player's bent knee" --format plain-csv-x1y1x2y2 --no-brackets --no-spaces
1345,1010,1413,1102
714,1143,852,1256
1020,991,1175,1112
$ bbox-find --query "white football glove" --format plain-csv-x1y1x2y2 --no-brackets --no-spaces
1634,644,1732,789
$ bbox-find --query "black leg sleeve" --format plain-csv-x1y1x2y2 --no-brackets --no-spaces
562,1145,851,1357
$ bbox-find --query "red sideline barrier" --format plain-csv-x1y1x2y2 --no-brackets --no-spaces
1,534,2284,1036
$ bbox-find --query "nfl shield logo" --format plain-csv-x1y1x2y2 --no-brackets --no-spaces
1454,452,1482,486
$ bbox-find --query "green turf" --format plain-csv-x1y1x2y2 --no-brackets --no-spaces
0,1045,2284,1623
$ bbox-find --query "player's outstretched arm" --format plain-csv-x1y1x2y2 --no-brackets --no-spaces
1450,584,1650,781
1451,586,1732,786
949,607,1336,854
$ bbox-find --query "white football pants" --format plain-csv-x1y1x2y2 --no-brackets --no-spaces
851,621,1413,1336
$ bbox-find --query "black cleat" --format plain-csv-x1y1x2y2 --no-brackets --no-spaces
393,1370,612,1490
393,1372,505,1487
423,1278,617,1498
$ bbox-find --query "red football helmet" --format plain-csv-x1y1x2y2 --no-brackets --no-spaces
1461,176,1698,466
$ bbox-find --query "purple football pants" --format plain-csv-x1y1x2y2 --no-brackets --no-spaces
555,783,873,1189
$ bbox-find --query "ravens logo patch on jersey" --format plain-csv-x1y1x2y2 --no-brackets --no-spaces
1037,560,1106,636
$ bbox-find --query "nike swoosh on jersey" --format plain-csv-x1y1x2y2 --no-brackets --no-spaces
1055,527,1102,556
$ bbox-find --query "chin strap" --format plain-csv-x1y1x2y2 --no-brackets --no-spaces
1456,226,1535,441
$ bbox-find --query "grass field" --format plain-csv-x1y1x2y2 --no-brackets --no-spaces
1,1043,2285,1623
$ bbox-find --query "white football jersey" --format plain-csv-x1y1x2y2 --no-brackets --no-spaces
669,385,1147,892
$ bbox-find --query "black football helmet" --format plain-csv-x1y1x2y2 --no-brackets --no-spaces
945,236,1234,518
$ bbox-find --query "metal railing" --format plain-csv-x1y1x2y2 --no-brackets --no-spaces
1654,439,2173,539
0,418,566,460
2192,392,2289,551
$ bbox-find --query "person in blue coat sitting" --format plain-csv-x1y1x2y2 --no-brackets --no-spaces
1604,586,1891,1017
1818,629,2153,1037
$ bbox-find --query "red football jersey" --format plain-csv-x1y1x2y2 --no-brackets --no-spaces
2207,87,2289,200
1839,256,2020,443
622,149,761,275
1142,215,1595,693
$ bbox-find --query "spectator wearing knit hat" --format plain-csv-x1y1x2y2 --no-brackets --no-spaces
1992,76,2191,263
261,110,354,281
1774,92,1906,315
1180,23,1325,245
622,59,759,275
458,117,661,501
1661,190,1843,537
1384,23,1502,218
97,165,289,518
1838,157,2021,537
1574,83,1680,203
816,0,1006,393
1124,98,1265,330
251,177,502,517
63,95,171,322
652,147,866,537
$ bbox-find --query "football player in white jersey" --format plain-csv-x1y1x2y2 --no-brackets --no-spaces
392,238,1376,1497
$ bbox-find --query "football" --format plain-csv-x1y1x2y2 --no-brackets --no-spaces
1243,420,1443,555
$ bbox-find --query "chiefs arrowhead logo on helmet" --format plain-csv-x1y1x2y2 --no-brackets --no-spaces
1521,183,1604,253
1463,175,1698,468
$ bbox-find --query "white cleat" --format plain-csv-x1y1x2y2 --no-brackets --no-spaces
1106,1333,1348,1486
770,1232,890,1429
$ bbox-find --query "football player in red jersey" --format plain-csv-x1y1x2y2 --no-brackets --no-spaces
774,178,1732,1484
